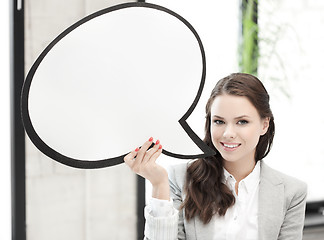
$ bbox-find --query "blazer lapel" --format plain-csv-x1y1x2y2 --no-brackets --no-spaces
258,161,285,240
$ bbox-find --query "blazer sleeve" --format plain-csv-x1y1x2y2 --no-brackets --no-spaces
143,163,188,240
278,180,307,240
168,164,187,240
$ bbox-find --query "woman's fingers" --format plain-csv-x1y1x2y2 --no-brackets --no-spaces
124,138,166,186
142,139,162,163
135,137,154,163
123,147,139,168
148,143,163,163
124,137,163,174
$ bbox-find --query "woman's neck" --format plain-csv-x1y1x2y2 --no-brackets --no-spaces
223,158,256,183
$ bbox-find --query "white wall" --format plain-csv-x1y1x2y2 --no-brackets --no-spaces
258,0,324,202
25,1,137,239
0,0,12,239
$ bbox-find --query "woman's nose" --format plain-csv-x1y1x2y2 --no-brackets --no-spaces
223,124,236,139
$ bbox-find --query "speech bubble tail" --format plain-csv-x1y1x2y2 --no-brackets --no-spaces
153,18,216,160
161,119,216,159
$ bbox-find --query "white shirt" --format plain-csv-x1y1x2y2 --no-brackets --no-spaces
147,161,260,240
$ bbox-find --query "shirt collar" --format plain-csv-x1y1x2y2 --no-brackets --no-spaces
223,167,234,183
223,161,261,194
242,161,260,193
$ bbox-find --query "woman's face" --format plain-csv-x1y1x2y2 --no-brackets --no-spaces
210,94,269,165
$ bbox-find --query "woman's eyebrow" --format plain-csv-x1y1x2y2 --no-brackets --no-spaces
212,115,224,119
234,115,250,119
212,115,251,119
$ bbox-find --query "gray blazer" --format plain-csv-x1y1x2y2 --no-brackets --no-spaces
167,160,307,240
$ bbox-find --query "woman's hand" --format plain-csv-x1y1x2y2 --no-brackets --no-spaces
124,137,170,200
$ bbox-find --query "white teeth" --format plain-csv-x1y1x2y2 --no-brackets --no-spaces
223,143,239,148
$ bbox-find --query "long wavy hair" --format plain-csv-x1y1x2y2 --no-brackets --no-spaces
181,73,275,224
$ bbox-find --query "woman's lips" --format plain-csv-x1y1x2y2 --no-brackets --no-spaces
220,142,241,151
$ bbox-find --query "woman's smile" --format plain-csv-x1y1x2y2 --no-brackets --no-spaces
220,142,241,151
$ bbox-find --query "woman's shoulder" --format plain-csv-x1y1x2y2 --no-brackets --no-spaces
166,160,193,190
260,160,307,196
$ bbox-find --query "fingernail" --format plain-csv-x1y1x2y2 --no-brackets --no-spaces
158,145,162,149
135,147,140,152
149,137,153,142
155,140,160,145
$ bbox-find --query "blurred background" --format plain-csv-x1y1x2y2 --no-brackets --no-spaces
1,0,324,239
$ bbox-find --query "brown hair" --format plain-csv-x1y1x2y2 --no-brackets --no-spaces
181,73,275,224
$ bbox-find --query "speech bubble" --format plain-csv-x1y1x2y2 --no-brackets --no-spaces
21,2,216,169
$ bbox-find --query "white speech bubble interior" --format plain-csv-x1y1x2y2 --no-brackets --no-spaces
25,3,212,164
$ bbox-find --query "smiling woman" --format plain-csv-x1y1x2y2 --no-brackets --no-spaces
126,73,307,240
181,73,275,226
208,75,272,177
210,94,270,174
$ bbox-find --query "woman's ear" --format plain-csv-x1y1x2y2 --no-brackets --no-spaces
260,117,270,136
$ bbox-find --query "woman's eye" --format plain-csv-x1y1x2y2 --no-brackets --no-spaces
237,120,248,125
214,120,225,125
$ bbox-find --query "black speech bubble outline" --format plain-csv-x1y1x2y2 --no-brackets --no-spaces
21,2,216,169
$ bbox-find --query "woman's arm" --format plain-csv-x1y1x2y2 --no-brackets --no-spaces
168,164,187,240
124,138,180,240
144,198,179,240
278,182,307,240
